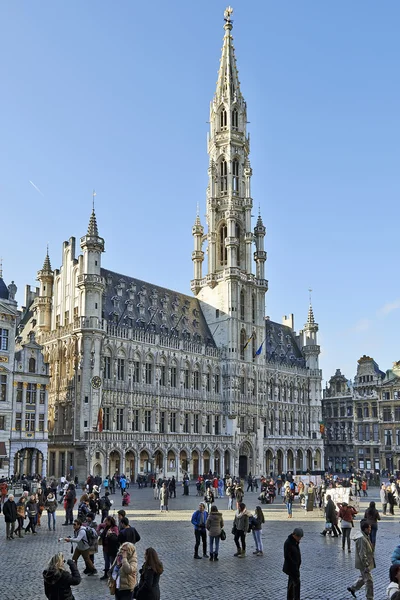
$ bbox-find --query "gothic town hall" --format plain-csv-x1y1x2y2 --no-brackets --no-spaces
16,9,324,482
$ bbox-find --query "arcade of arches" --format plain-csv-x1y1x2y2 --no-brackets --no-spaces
89,445,322,480
12,448,45,477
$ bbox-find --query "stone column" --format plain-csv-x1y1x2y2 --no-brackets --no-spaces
31,449,37,476
199,454,204,477
220,453,225,477
209,453,215,475
283,451,288,474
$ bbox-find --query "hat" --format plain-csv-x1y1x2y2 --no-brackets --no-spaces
293,528,304,538
87,512,95,520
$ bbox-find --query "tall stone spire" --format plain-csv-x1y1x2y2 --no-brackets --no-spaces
42,247,52,272
215,7,243,105
307,303,315,324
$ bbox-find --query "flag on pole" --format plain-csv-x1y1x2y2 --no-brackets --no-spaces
255,342,264,356
97,407,104,433
243,332,254,351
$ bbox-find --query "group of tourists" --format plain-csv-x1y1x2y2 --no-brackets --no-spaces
191,500,265,561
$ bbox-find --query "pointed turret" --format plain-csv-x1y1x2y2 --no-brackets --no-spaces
36,248,54,332
307,303,315,324
191,209,205,294
87,208,99,237
301,297,319,370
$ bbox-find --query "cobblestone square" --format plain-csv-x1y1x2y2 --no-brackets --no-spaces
1,486,398,600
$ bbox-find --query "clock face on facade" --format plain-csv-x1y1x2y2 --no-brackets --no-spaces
91,376,102,389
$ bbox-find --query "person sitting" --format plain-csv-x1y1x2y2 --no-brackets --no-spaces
122,491,131,506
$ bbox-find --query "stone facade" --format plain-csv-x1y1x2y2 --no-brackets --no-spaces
378,363,400,472
17,9,324,482
322,369,354,472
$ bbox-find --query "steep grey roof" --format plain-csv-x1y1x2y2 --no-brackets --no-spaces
101,268,216,347
0,277,9,300
264,319,306,367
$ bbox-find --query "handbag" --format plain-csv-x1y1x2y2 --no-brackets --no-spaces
108,577,116,595
231,524,237,535
325,522,332,530
220,528,226,541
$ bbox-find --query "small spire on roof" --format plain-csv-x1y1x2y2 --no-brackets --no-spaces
307,289,315,324
42,245,52,271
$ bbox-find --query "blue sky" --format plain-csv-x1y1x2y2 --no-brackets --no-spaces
1,1,399,384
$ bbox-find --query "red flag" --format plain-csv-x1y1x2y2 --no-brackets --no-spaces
97,408,104,432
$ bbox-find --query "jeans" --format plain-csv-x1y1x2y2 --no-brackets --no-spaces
25,517,36,533
194,529,207,555
6,521,15,538
234,530,246,552
286,501,292,516
209,535,220,554
47,512,56,530
253,529,263,552
103,550,116,574
342,527,351,549
287,575,301,600
369,525,377,547
66,506,73,523
350,569,373,600
228,497,233,510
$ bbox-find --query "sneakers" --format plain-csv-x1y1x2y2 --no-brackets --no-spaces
347,587,356,598
234,551,241,557
257,551,263,556
203,553,209,558
238,550,246,558
194,555,202,559
253,550,259,554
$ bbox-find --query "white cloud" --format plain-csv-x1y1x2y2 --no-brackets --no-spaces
377,299,400,317
351,318,372,333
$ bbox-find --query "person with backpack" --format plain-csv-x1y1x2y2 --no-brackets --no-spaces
83,512,99,573
77,494,89,523
338,501,357,552
45,492,58,531
64,518,97,575
99,491,112,522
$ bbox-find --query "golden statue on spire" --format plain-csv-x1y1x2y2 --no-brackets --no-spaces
224,6,233,21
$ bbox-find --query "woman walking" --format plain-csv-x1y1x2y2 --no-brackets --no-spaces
284,485,294,519
322,495,340,537
206,505,224,561
43,552,81,600
338,501,357,552
45,492,58,531
159,483,169,512
364,501,381,550
25,494,38,534
135,547,163,600
232,502,249,557
109,542,137,600
251,506,265,556
97,516,119,580
15,495,27,537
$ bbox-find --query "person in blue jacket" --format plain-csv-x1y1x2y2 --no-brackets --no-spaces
191,502,209,559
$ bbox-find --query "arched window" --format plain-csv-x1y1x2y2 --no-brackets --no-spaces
269,411,275,435
29,358,36,373
220,159,227,194
232,158,239,193
232,108,238,130
240,329,246,360
252,295,256,324
220,107,227,130
219,224,227,266
235,223,241,266
240,290,245,321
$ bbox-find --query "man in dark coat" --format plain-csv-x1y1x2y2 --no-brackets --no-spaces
283,527,303,600
117,517,140,545
3,493,17,540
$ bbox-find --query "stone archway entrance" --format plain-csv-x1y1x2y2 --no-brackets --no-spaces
276,449,284,474
140,450,151,474
296,449,303,472
14,448,44,477
214,450,220,476
287,449,294,472
314,449,321,470
93,463,102,477
154,450,163,473
109,450,121,476
265,449,274,475
224,450,231,475
191,450,199,478
180,450,188,473
125,451,135,479
239,442,253,478
203,450,210,475
306,449,312,471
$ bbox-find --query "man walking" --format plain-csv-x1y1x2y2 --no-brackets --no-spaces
347,521,375,600
3,493,17,540
283,527,303,600
191,502,209,559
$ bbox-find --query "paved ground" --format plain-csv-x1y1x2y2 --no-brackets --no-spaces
1,485,398,600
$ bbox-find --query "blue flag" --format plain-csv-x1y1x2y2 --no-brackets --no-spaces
255,342,263,356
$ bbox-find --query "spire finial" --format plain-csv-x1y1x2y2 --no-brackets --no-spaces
92,189,96,210
224,6,233,22
308,287,312,305
42,245,52,271
196,202,200,218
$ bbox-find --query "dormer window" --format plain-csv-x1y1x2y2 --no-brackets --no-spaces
232,108,238,130
220,107,227,130
220,159,227,194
